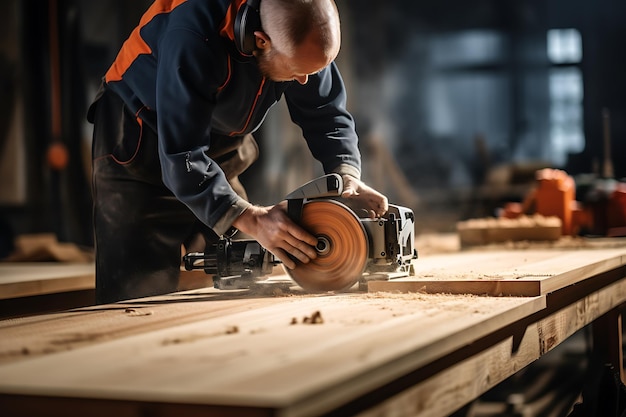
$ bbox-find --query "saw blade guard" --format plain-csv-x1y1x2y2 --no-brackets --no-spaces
285,199,369,292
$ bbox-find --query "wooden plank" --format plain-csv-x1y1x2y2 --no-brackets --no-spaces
0,263,95,299
368,248,626,296
457,215,562,247
356,271,626,417
0,263,212,303
0,291,545,417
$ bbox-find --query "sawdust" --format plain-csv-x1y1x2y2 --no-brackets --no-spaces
278,292,487,325
360,291,499,316
291,310,324,325
124,307,153,317
161,325,240,345
51,333,106,346
362,291,477,302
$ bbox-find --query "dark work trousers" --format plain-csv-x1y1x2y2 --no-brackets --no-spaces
90,86,257,304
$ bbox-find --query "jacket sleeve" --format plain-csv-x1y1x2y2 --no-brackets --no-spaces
155,28,247,233
284,62,362,178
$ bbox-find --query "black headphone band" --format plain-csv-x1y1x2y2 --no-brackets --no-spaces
234,0,262,56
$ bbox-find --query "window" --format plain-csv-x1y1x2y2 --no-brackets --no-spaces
547,29,584,166
547,29,582,64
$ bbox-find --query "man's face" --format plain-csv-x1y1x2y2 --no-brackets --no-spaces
255,34,336,85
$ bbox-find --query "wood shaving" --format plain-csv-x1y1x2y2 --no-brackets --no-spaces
291,311,324,325
124,308,153,317
303,311,324,324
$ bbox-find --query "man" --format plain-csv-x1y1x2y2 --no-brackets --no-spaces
88,0,388,304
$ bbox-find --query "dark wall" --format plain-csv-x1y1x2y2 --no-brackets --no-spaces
0,0,151,249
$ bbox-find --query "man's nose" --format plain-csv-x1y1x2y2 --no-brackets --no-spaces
295,74,309,85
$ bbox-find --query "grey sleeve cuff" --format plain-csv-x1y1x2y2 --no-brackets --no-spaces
213,198,253,236
332,163,361,180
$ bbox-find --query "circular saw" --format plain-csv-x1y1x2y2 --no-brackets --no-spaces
183,174,417,292
284,199,369,292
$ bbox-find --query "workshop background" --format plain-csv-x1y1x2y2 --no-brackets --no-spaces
1,1,626,416
0,0,625,252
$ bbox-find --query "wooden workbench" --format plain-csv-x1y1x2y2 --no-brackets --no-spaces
0,263,96,319
0,262,211,318
0,247,625,417
0,263,95,300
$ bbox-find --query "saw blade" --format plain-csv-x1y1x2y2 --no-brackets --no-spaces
286,200,369,292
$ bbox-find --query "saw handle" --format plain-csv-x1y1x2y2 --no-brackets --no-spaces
284,173,343,201
285,174,343,222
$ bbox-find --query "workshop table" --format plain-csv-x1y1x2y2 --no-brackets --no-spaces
0,263,95,300
0,247,625,417
0,263,211,319
0,263,95,319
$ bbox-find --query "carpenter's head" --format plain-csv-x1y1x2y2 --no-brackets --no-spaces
254,0,341,84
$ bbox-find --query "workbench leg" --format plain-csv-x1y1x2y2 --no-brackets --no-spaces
592,307,625,384
568,307,626,416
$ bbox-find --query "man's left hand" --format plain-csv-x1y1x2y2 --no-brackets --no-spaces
340,175,388,218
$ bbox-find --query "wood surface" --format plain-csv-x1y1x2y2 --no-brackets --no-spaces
0,289,543,417
368,248,626,296
0,249,625,417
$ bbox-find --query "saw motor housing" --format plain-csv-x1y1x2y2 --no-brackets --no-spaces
361,205,416,276
183,174,417,290
183,239,278,286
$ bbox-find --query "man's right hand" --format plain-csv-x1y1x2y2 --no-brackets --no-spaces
231,203,318,269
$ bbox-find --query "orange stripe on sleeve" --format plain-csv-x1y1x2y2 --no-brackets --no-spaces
105,0,188,82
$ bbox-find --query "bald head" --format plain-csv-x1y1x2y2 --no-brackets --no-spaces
259,0,341,59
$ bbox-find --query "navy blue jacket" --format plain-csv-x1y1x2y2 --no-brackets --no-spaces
104,0,361,233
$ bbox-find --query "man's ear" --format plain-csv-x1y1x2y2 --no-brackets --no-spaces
254,31,271,51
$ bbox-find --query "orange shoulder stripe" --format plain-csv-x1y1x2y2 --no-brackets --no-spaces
105,0,188,82
219,0,247,41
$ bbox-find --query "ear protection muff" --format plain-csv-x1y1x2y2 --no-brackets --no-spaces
234,0,262,56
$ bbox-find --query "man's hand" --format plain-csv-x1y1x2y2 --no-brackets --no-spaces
232,203,318,269
340,175,389,218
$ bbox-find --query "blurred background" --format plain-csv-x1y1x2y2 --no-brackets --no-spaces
0,0,624,256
